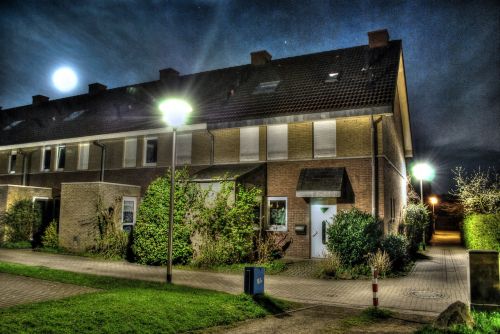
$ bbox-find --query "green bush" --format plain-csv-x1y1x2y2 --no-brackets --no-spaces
132,169,202,265
0,199,41,243
41,220,59,249
91,231,129,259
463,213,500,251
381,234,410,271
326,207,382,266
402,203,430,256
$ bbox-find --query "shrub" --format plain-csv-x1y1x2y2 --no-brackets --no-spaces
41,220,59,249
381,234,409,271
463,213,500,251
1,199,41,243
402,203,430,256
192,235,231,267
256,232,291,263
367,249,391,277
132,169,202,265
91,231,129,259
317,250,342,277
326,207,382,266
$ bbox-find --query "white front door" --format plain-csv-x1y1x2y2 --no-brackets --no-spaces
311,202,336,258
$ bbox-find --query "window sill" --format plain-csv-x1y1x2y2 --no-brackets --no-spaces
266,226,287,232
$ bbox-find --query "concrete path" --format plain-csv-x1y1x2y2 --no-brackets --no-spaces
0,272,98,308
0,232,468,315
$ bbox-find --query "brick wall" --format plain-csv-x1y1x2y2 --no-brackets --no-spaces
213,128,239,163
288,122,312,159
59,182,141,252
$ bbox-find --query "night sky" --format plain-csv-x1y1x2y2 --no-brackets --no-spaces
1,0,499,193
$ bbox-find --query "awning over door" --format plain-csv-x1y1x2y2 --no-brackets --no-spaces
296,167,345,198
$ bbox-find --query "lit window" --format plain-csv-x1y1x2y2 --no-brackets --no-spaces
176,133,192,165
313,120,336,158
253,80,280,94
78,143,90,170
144,137,158,166
63,110,86,121
240,127,259,162
325,72,339,83
3,120,24,131
9,150,17,174
123,138,137,168
41,147,51,171
56,145,66,170
267,197,287,231
267,124,288,160
122,197,137,232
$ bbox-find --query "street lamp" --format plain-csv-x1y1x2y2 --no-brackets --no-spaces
159,98,192,284
411,162,435,203
429,196,438,215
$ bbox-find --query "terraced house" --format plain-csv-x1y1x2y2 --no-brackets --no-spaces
0,29,412,258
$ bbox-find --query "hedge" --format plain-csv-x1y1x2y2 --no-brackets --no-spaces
463,213,500,251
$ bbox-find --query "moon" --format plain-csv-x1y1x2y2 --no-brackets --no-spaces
52,67,78,92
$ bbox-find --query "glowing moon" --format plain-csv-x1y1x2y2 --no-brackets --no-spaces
52,67,78,92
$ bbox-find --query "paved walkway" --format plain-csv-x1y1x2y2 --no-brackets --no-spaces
0,231,468,315
0,272,98,308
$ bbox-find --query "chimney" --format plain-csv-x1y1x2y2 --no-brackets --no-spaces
159,68,179,81
88,82,107,95
368,29,390,48
251,50,272,66
32,95,49,105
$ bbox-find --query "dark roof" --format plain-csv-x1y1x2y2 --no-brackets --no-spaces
0,41,401,146
296,168,345,198
192,163,263,181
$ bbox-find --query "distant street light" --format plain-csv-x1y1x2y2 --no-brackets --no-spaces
411,162,435,204
429,196,438,215
159,98,192,284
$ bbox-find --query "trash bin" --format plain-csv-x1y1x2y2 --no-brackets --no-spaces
244,267,265,295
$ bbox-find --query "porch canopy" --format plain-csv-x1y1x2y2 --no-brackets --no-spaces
191,163,264,181
296,167,345,198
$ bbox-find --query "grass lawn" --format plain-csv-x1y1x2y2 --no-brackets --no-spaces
0,262,295,334
416,310,500,334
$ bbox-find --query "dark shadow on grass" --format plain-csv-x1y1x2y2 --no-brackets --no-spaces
251,294,290,317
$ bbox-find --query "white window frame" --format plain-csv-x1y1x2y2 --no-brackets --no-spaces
313,120,337,158
267,124,288,160
123,137,137,168
143,136,158,166
121,196,137,231
240,126,260,162
55,144,66,171
78,143,90,170
176,132,192,165
41,147,51,172
8,150,17,174
267,197,288,232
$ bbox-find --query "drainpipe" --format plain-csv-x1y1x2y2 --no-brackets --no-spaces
19,149,28,186
93,141,106,182
371,116,383,218
207,129,214,165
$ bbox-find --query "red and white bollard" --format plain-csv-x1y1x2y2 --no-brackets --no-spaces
372,267,379,307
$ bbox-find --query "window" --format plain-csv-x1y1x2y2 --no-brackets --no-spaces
240,127,259,162
63,110,86,121
325,72,340,83
267,197,287,231
78,143,90,170
56,145,66,170
253,80,280,94
143,137,158,166
123,138,137,168
176,133,192,165
267,124,288,160
122,197,137,232
3,120,24,131
9,150,17,174
313,120,336,158
41,147,51,171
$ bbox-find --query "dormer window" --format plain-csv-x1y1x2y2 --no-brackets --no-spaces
63,110,86,121
325,72,339,83
3,120,24,131
253,80,280,94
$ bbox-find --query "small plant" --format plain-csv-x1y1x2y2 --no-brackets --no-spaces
256,231,291,263
367,249,391,277
41,220,59,249
317,250,342,277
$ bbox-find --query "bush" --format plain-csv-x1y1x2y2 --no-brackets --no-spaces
402,203,430,256
0,199,41,243
367,249,391,277
91,231,129,259
326,207,382,266
381,234,410,271
192,235,231,267
463,213,500,251
132,169,202,265
317,250,342,277
41,220,59,249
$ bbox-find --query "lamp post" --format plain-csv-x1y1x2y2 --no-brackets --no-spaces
411,162,435,251
159,98,192,284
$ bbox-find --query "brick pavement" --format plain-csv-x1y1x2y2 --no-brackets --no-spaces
0,231,468,315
